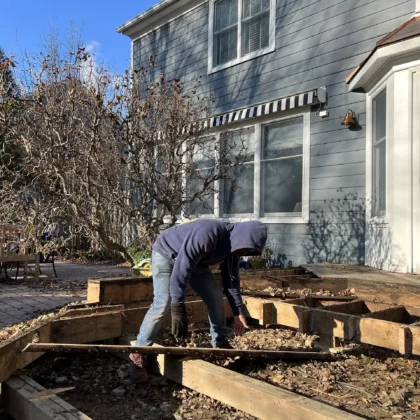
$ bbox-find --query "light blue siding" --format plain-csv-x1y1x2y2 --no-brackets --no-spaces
131,0,416,266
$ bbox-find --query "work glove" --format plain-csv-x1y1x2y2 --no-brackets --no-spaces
171,303,188,341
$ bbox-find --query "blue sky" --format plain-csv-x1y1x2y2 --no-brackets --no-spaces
1,0,157,73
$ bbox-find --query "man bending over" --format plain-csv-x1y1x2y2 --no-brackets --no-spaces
129,219,268,383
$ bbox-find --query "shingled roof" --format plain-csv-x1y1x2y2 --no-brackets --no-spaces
346,14,420,84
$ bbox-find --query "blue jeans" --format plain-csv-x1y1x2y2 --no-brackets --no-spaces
136,250,227,347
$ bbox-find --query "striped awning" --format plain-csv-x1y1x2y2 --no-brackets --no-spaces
208,88,322,129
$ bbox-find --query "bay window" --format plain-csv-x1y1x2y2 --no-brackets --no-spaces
209,0,276,72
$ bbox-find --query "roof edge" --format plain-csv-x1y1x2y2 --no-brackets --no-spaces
116,0,180,34
347,13,420,85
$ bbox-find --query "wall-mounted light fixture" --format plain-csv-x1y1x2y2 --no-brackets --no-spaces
341,109,358,127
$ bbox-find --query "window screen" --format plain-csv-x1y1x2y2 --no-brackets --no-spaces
242,0,270,55
214,0,239,65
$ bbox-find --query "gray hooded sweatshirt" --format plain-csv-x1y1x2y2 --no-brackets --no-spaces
153,219,268,315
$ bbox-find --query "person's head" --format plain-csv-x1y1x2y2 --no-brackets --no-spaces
229,221,268,257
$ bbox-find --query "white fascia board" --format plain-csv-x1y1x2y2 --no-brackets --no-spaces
117,0,202,39
117,0,178,33
349,36,420,92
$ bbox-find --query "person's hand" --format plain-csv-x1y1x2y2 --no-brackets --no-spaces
233,315,249,336
171,303,188,341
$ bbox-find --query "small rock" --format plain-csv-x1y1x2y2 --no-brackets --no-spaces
55,376,67,384
111,385,126,397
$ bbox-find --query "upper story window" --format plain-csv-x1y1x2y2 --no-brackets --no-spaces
209,0,276,73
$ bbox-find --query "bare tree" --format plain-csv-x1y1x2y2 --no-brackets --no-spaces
0,46,246,265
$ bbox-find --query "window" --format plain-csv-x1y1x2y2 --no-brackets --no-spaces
372,89,386,216
183,112,309,223
187,138,216,216
214,0,239,66
261,117,303,215
209,0,275,72
222,127,255,215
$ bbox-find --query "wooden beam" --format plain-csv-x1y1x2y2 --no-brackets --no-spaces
321,300,366,315
2,375,91,420
23,343,333,361
156,354,363,420
51,312,122,344
87,276,219,304
0,323,51,383
87,276,155,304
410,325,420,356
399,326,412,355
362,306,406,322
59,304,125,319
358,317,401,351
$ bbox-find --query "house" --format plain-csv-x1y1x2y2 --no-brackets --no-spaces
117,0,420,274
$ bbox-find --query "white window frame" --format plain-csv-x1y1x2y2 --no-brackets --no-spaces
367,79,390,225
183,110,310,224
208,0,276,74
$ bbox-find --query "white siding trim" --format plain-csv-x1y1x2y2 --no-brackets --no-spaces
208,0,276,74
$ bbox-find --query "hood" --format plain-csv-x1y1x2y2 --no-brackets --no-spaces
229,221,268,255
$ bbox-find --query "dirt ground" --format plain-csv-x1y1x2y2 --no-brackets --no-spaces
28,353,254,420
19,326,420,420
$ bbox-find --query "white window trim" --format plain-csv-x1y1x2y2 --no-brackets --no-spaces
366,79,390,226
208,0,276,74
185,110,310,224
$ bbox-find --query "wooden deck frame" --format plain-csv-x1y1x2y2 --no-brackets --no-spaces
156,351,363,420
242,296,420,355
0,298,225,384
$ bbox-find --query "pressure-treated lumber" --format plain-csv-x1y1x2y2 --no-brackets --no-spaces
87,276,220,304
362,306,406,322
0,323,51,383
2,374,91,420
51,311,123,344
0,298,230,384
156,353,363,420
241,297,420,355
23,343,333,361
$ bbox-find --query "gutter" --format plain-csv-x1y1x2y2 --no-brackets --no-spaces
116,0,179,34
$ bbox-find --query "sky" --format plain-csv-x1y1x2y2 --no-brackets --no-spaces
0,0,158,74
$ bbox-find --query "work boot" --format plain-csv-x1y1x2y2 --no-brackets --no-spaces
214,341,233,349
144,354,161,376
129,353,148,384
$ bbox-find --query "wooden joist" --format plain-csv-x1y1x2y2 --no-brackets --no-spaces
23,343,333,361
2,375,91,420
156,352,363,420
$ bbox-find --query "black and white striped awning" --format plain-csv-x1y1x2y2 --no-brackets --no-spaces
208,88,322,129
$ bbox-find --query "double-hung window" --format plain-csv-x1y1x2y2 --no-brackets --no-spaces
209,0,276,72
372,89,387,217
189,112,309,223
